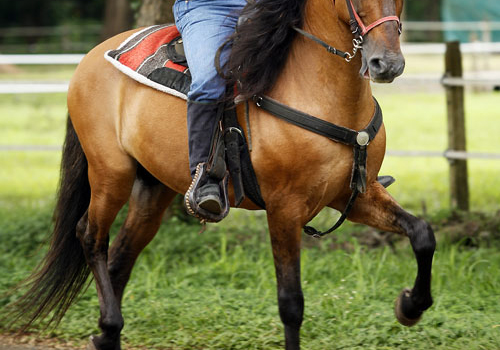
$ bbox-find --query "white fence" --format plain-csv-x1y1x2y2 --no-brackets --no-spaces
0,54,84,65
405,21,500,31
1,44,499,162
1,42,499,67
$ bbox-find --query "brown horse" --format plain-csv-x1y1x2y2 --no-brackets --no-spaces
13,0,435,349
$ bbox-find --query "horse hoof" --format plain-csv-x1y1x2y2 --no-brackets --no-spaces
87,336,98,350
394,288,422,327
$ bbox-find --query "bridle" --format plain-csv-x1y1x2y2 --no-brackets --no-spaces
294,0,402,62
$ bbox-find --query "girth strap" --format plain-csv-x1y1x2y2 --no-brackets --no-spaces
253,95,383,237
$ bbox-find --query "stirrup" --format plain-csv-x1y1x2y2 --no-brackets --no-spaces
198,182,223,214
184,163,230,223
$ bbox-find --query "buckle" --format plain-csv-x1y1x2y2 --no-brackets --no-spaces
356,131,370,146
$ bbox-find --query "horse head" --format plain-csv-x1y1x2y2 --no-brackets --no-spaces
337,0,405,83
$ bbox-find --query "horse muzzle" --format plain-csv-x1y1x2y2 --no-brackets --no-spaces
361,51,405,83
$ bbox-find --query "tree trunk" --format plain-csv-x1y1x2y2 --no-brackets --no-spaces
101,0,133,40
136,0,175,26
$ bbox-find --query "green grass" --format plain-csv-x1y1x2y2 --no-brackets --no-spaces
376,91,500,212
0,94,67,145
1,206,499,350
402,53,500,75
0,65,77,81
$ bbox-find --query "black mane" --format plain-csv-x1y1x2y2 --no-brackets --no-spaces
221,0,307,99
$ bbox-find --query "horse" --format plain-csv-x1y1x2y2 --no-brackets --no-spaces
12,0,435,349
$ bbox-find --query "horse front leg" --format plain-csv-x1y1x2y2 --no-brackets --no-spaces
345,182,436,326
267,207,305,350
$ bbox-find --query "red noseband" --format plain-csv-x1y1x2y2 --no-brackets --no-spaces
349,0,401,36
335,0,402,37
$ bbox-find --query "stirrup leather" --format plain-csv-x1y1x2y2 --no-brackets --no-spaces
184,163,230,223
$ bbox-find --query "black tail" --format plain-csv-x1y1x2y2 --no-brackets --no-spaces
10,115,91,330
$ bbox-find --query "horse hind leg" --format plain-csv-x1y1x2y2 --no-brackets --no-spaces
107,165,177,306
344,182,436,326
77,157,137,350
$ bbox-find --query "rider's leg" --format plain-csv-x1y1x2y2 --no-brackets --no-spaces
186,101,222,213
173,0,246,214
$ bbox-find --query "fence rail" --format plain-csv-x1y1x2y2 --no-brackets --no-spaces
2,146,499,161
0,82,69,94
404,21,500,31
1,41,499,67
0,54,84,65
1,22,498,36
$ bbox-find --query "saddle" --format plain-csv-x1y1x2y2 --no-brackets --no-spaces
105,25,266,223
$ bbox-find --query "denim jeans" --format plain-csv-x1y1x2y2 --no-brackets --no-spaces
173,0,246,103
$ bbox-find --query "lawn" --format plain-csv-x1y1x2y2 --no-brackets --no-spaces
0,62,499,349
1,206,499,350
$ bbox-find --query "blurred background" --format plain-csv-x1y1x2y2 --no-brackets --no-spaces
0,1,499,349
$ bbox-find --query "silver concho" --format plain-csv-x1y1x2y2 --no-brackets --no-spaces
356,131,370,146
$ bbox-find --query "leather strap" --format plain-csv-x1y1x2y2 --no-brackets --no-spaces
293,27,350,60
253,94,383,237
304,188,359,237
253,95,382,148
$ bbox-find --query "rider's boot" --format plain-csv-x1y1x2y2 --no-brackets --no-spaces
186,102,223,215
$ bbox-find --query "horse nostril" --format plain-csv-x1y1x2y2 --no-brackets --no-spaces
369,57,387,74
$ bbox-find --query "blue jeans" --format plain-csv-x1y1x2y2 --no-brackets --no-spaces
173,0,246,103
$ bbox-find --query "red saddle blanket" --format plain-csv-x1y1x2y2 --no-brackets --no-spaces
104,24,191,100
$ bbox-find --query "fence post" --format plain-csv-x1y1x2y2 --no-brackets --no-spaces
445,41,469,211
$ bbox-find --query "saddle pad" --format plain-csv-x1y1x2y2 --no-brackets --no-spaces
104,24,191,100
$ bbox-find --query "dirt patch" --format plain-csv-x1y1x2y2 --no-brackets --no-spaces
302,210,500,251
0,334,80,350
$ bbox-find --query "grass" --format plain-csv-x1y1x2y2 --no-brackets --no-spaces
0,94,67,146
0,64,499,349
0,65,77,82
1,207,499,350
402,53,500,75
376,91,500,212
